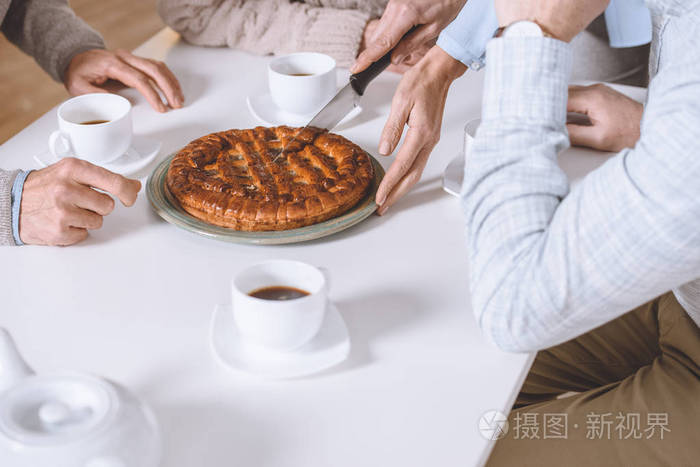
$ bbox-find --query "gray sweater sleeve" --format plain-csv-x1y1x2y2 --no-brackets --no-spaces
0,169,19,246
1,0,105,82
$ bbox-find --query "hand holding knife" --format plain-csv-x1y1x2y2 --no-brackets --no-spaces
274,30,415,162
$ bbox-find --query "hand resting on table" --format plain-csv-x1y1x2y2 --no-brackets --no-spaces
567,84,643,152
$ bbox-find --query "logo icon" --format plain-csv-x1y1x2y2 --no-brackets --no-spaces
479,410,509,440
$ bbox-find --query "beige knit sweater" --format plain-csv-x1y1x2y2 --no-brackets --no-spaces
158,0,387,68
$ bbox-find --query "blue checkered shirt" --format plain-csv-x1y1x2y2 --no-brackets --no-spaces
461,1,700,352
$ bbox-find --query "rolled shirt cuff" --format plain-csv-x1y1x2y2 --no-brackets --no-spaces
436,0,497,70
482,37,572,124
436,34,486,71
11,170,32,246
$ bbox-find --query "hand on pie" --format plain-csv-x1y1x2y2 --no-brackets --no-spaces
567,84,643,152
494,0,609,42
352,0,467,74
64,49,184,113
375,46,466,215
19,158,141,246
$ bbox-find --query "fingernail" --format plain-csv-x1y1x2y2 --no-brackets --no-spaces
350,64,359,74
379,141,391,155
377,194,386,206
378,205,388,216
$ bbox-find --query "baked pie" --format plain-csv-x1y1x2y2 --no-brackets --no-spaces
166,126,375,231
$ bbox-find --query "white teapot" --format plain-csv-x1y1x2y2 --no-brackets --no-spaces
0,328,162,467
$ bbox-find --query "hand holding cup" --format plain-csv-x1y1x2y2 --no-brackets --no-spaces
19,158,141,246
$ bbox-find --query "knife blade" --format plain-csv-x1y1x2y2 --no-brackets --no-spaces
299,83,361,135
273,45,395,163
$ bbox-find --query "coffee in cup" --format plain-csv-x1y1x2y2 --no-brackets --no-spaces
249,286,310,301
232,260,328,351
80,120,110,125
268,53,336,115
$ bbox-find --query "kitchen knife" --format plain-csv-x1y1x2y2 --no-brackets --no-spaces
273,47,395,162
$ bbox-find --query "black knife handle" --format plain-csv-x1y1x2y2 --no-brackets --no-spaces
349,50,393,96
349,26,418,96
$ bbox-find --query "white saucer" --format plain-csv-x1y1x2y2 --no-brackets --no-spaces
442,153,464,198
246,93,362,127
34,135,161,177
210,301,350,379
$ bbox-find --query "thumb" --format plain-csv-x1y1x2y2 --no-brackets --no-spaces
120,178,142,206
392,25,438,63
352,15,413,73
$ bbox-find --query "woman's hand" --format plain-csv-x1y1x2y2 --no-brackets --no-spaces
375,46,467,214
359,19,432,74
352,0,467,74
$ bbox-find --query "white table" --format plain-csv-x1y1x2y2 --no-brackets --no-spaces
0,29,645,467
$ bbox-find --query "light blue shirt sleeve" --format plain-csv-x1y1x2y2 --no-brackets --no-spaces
437,0,651,69
605,0,652,47
436,0,496,70
11,170,31,246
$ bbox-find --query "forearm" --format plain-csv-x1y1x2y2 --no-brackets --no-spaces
158,0,370,67
438,0,652,70
462,37,572,352
463,35,700,352
0,169,20,246
1,0,105,82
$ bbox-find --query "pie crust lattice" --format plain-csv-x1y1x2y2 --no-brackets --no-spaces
166,126,375,231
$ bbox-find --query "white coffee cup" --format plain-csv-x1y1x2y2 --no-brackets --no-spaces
464,118,480,158
232,260,329,351
49,93,133,164
268,53,337,115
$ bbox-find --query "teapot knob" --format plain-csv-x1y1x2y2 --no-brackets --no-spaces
0,328,34,394
39,401,72,425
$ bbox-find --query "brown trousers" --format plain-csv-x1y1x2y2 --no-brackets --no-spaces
486,292,700,467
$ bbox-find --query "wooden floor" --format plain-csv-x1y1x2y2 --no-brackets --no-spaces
0,0,164,144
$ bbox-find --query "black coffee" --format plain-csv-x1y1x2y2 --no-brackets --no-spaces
80,120,109,125
289,73,313,77
249,286,310,301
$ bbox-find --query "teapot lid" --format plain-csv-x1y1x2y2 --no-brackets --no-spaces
0,373,119,446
